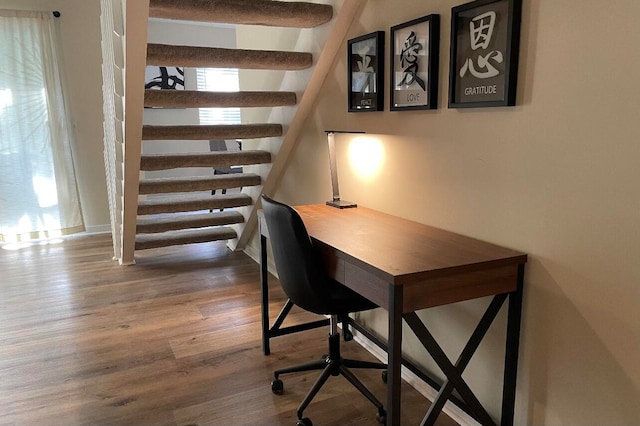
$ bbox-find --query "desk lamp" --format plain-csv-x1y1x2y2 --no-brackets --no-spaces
325,130,365,209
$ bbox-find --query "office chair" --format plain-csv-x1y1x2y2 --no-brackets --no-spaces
261,195,387,426
208,140,243,213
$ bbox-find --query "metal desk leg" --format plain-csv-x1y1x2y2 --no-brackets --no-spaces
260,233,271,355
501,264,525,426
387,285,403,426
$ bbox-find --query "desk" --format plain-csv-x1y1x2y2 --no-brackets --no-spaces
259,205,527,426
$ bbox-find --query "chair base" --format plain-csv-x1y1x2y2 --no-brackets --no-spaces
272,332,387,424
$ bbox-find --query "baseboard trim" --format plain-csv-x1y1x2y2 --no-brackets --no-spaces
243,243,260,265
244,242,278,277
84,224,112,234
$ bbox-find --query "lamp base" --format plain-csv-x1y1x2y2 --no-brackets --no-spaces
326,200,357,209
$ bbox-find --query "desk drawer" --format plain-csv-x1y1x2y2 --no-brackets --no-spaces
403,264,518,311
316,243,389,309
344,262,389,309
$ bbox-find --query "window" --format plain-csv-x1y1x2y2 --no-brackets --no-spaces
0,10,83,244
195,68,241,125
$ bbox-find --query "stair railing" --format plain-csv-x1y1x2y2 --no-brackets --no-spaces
120,0,150,264
100,0,125,261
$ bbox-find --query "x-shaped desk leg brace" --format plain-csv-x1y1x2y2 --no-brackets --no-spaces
404,294,507,425
404,293,508,426
404,264,526,426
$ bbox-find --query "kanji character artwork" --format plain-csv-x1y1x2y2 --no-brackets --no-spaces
348,31,384,112
391,15,440,111
449,0,522,108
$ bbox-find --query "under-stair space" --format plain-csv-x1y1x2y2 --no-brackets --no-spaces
135,0,334,252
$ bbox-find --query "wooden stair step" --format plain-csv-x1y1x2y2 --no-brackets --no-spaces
142,124,282,141
147,43,312,70
140,151,271,171
136,211,244,234
139,173,261,194
144,90,297,109
148,0,333,28
138,193,252,215
135,227,238,250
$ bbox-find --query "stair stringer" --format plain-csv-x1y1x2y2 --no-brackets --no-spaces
230,0,366,251
101,0,150,265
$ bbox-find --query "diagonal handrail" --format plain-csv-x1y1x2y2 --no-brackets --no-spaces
233,0,366,251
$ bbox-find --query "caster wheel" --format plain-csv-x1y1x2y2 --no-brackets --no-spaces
296,417,313,426
376,410,387,424
381,370,387,384
271,378,284,395
343,329,354,341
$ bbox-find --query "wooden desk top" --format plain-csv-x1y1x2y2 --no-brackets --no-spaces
295,205,527,303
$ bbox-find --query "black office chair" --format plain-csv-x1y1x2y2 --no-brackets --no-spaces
209,140,243,212
261,195,387,426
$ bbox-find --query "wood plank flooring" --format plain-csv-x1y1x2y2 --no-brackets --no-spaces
0,234,458,425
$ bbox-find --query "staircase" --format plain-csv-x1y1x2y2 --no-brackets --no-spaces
134,0,333,253
101,0,365,263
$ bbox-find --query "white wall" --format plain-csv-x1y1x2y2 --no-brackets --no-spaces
236,25,300,124
267,0,640,424
1,0,109,231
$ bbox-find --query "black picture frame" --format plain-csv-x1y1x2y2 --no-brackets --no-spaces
448,0,522,108
348,31,385,112
390,14,440,111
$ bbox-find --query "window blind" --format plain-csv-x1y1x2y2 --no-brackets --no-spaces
195,68,241,125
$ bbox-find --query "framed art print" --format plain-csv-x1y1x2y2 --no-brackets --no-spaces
390,14,440,111
448,0,522,108
348,31,384,112
144,66,185,91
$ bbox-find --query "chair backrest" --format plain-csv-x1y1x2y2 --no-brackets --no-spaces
261,195,334,314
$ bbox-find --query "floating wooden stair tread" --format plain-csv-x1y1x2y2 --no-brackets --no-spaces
135,226,238,250
147,44,312,70
148,0,333,28
144,90,297,109
142,124,282,141
140,151,271,171
137,211,244,234
139,173,261,194
138,193,252,215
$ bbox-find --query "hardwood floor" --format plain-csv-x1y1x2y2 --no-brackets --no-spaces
0,234,457,425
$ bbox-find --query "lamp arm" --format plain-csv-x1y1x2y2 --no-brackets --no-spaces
324,130,360,209
327,132,341,202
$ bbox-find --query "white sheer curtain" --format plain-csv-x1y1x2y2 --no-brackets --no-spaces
0,10,83,243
